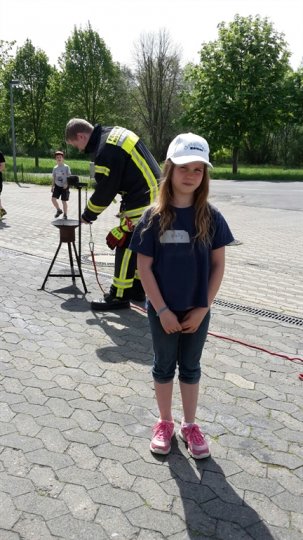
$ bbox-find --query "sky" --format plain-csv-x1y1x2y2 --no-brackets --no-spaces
1,0,303,70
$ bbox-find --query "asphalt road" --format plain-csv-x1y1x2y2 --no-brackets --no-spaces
209,180,303,211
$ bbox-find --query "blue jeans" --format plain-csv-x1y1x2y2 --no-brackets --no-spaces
147,303,211,384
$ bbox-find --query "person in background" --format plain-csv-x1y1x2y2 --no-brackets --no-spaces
65,118,160,311
0,150,7,219
130,133,234,458
51,150,71,219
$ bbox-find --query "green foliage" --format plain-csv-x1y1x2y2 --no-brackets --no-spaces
0,40,16,70
3,40,53,164
0,40,16,149
104,65,137,129
44,70,71,151
183,14,291,172
212,147,231,163
60,22,121,124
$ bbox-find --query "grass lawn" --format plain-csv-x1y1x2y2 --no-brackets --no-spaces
211,165,303,181
3,156,303,183
3,156,91,185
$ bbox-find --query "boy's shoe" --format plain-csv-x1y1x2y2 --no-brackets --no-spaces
54,209,63,218
150,420,175,455
63,214,67,219
0,208,7,217
179,423,210,459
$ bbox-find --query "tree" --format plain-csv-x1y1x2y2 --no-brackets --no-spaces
60,22,120,124
103,64,138,129
271,68,303,166
7,40,52,166
0,40,15,71
183,15,290,172
0,40,16,150
44,69,72,151
133,29,183,160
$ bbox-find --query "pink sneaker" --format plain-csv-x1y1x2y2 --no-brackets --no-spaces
179,423,210,459
150,420,175,455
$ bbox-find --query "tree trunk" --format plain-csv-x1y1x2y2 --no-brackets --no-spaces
232,147,238,174
34,144,39,168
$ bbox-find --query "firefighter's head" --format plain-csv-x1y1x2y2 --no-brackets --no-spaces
65,118,94,151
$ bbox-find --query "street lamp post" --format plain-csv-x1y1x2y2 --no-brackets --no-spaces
9,80,22,181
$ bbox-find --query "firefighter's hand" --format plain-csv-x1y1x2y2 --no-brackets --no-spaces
106,227,127,250
81,217,91,224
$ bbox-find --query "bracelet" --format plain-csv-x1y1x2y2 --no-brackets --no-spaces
156,306,169,317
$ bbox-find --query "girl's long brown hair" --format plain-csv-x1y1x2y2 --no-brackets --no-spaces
142,160,213,244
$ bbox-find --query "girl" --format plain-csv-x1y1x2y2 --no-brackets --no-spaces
130,133,234,458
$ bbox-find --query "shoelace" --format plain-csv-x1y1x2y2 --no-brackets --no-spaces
153,422,173,440
183,425,205,446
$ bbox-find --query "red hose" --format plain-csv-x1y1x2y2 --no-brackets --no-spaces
207,331,303,363
88,244,302,380
130,303,303,380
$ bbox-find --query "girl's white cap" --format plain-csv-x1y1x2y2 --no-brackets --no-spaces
166,133,212,167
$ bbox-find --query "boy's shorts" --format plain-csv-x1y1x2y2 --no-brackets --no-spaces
52,185,70,201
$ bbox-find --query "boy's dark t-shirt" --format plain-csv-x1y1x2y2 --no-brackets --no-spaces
130,205,234,311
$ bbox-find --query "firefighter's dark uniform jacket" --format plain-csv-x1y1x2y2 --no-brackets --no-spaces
82,124,160,229
82,124,160,298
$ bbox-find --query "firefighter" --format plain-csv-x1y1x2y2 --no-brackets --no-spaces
65,118,160,311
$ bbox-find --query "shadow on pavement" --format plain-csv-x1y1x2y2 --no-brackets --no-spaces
0,220,10,228
159,439,275,539
38,285,92,311
87,308,153,366
13,181,30,188
60,293,92,312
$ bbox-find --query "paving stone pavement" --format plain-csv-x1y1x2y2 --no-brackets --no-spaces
0,181,302,540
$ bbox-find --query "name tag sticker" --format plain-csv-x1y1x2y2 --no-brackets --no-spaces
160,230,190,243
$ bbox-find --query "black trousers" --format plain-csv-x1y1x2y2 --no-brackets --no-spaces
111,233,142,299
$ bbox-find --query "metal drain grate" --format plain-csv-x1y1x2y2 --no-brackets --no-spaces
214,298,303,326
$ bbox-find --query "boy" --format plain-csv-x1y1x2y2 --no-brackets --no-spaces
51,151,71,219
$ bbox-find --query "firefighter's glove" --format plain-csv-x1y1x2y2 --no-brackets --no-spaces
106,227,128,250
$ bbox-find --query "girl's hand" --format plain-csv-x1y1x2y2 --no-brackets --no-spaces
160,309,182,334
180,307,209,334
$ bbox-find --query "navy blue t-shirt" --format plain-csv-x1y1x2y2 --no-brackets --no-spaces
130,205,234,311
